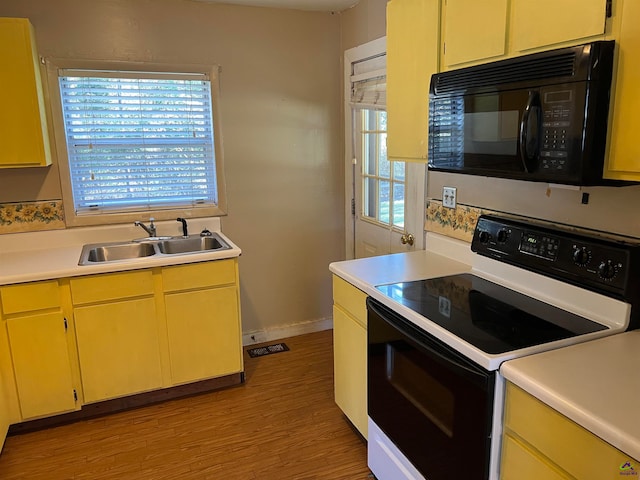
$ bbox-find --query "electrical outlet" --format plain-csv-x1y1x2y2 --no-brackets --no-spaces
442,186,457,209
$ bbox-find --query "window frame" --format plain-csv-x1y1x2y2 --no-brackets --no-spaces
46,58,227,227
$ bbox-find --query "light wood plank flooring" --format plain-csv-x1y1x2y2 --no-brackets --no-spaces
0,330,371,479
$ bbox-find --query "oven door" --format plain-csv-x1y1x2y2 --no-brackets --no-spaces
367,297,495,480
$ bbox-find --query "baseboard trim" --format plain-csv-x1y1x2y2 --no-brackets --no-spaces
242,317,333,346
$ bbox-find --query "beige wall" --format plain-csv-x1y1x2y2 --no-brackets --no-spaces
429,166,640,238
339,0,387,51
0,0,343,335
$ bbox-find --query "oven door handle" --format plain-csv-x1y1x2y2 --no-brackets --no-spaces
368,298,489,386
519,90,542,173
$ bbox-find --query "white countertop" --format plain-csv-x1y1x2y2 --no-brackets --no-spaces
501,331,640,461
0,217,241,285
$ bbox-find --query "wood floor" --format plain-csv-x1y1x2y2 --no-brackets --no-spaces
0,330,371,479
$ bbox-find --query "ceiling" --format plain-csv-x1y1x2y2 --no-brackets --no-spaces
191,0,359,12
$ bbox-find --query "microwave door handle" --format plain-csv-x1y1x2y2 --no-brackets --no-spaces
519,90,542,173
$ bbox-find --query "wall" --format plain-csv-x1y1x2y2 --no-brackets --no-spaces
0,0,343,338
339,0,387,51
428,164,640,239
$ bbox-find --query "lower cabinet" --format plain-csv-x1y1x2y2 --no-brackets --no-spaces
74,298,163,403
0,256,243,448
165,286,241,385
162,260,243,386
502,382,638,480
0,281,77,421
6,312,76,418
332,275,368,439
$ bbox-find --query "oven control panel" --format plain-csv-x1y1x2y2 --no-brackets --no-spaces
471,215,640,302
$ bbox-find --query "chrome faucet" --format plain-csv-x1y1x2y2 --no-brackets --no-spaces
134,217,157,237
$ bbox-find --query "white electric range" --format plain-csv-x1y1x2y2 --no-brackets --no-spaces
361,214,640,480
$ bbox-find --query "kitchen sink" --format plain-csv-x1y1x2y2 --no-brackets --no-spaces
84,242,156,263
157,236,226,255
78,233,231,265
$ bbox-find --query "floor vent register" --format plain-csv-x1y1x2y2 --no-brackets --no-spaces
247,343,290,358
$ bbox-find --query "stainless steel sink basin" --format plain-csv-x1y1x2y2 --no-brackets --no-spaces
157,236,227,254
84,242,156,263
79,233,231,265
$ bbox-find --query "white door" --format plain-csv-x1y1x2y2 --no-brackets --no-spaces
345,39,425,259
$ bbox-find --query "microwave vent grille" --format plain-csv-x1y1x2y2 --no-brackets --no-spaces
434,52,576,94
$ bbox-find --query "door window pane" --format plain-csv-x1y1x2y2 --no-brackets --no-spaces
360,109,405,229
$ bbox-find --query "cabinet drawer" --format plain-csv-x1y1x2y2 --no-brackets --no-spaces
1,281,60,314
504,383,634,480
332,275,367,328
162,259,236,292
501,433,569,480
70,270,154,305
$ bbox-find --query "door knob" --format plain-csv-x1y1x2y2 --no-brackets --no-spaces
401,233,414,246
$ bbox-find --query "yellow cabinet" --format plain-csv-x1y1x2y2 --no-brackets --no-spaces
442,0,508,67
71,272,162,403
0,367,9,450
165,287,241,385
6,312,76,419
162,260,242,385
386,0,440,161
332,275,368,438
0,281,77,421
604,0,640,180
0,18,51,168
511,0,608,52
502,382,638,480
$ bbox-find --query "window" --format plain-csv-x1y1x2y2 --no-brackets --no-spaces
349,46,406,231
48,60,226,226
360,110,405,229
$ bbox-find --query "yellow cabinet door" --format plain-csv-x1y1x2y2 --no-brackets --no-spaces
511,0,607,52
386,0,440,161
442,0,508,67
605,0,640,179
501,433,570,480
74,298,162,403
0,18,51,167
164,286,242,385
504,383,636,480
6,312,76,419
333,305,367,439
0,368,9,449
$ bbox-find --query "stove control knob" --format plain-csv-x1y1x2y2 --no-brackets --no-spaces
598,260,618,280
497,229,510,243
572,246,591,266
478,230,491,244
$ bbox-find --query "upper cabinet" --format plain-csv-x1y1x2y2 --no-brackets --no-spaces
386,0,440,161
442,0,508,67
440,0,609,69
604,0,640,180
0,18,52,168
511,0,608,52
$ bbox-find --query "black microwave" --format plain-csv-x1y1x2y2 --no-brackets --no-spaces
428,41,616,185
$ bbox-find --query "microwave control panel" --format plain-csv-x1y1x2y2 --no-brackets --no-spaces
540,89,575,173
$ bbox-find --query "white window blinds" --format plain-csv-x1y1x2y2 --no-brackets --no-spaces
58,69,218,214
350,53,386,110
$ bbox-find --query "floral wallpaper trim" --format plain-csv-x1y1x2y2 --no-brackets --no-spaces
425,200,491,243
0,200,65,234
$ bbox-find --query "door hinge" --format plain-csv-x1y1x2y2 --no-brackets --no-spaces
606,0,612,17
73,389,78,402
64,317,68,331
351,198,356,216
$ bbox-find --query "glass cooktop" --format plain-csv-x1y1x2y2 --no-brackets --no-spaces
376,273,607,354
